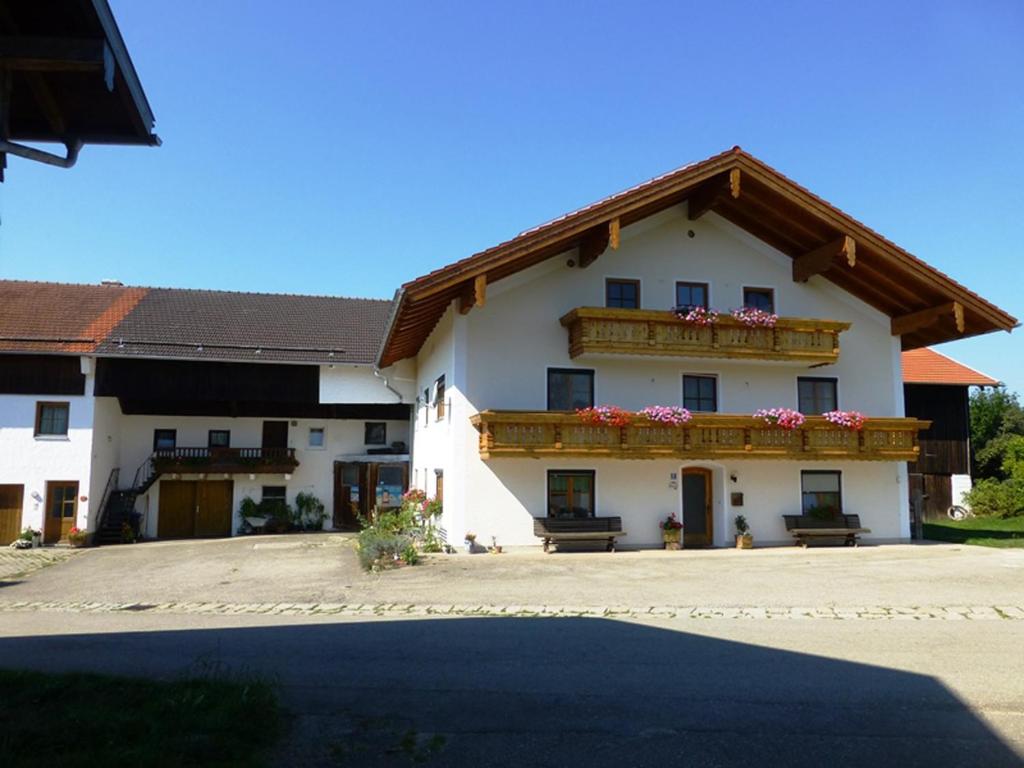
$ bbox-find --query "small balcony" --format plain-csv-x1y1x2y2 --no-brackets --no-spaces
560,308,850,364
151,447,300,476
470,411,929,462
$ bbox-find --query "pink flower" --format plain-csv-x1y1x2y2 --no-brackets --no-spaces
675,306,719,326
731,307,779,328
822,410,866,431
576,406,632,427
754,407,806,430
638,406,692,426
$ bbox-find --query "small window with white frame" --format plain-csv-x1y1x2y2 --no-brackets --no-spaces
308,427,325,448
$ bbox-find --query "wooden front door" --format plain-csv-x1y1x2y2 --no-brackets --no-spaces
0,484,24,546
334,462,367,530
262,421,288,450
44,481,78,544
159,480,234,539
681,468,713,548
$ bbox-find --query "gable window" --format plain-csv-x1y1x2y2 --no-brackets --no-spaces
605,278,640,309
801,471,842,516
548,470,595,519
798,377,838,414
309,427,325,448
547,368,594,411
35,402,69,437
743,287,775,313
434,376,446,421
675,281,709,311
364,422,387,446
208,429,230,449
683,375,717,412
153,429,177,452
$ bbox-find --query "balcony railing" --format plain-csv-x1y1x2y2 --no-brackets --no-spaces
151,447,299,475
560,308,850,364
470,411,929,462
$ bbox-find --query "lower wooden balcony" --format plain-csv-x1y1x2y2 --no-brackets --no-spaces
151,447,300,475
560,308,850,364
470,411,929,462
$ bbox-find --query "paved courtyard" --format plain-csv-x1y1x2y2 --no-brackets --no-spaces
1,536,1023,766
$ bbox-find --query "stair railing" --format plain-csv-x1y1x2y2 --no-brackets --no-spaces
94,467,120,534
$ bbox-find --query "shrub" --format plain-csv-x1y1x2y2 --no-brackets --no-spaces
963,478,1024,518
357,529,415,571
294,492,327,530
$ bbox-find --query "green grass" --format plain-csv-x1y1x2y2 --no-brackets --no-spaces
0,669,284,768
923,516,1024,548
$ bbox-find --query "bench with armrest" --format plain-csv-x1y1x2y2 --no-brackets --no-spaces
533,516,626,553
782,514,871,547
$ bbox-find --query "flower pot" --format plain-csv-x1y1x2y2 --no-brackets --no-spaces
662,529,682,550
735,534,753,549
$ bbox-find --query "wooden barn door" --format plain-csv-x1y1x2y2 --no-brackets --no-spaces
0,485,24,546
195,481,234,538
158,481,196,539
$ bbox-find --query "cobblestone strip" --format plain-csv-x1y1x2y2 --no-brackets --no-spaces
1,600,1024,621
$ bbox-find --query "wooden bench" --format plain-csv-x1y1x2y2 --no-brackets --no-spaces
533,516,626,553
782,514,871,547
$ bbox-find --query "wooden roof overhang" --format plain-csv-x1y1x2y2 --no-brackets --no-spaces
0,0,158,178
378,147,1016,368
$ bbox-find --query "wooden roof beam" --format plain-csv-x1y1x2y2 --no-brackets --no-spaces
793,235,856,282
892,301,965,337
577,223,611,268
688,168,741,221
458,274,487,315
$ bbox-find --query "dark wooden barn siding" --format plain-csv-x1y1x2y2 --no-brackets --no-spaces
0,354,85,395
904,384,969,475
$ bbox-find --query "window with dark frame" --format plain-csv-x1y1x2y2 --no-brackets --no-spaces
547,470,595,519
683,375,718,412
801,471,842,516
35,402,69,436
434,375,446,420
675,281,709,311
309,427,325,448
743,287,775,312
262,485,287,514
547,368,595,411
364,422,387,445
605,278,640,309
153,429,177,452
798,377,838,414
208,429,230,448
435,469,444,506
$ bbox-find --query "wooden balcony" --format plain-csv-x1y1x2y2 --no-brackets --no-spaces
470,411,929,462
560,308,850,364
151,447,299,475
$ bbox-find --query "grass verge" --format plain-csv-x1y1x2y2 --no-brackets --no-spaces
0,668,283,768
923,516,1024,548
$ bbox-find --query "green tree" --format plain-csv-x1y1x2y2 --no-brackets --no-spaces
970,388,1024,479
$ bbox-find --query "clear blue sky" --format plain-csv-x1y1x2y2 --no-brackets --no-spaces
0,1,1021,391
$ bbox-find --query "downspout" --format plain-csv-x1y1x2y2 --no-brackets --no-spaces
0,139,83,169
374,365,403,403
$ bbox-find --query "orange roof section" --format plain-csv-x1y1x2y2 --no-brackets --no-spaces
902,348,1000,386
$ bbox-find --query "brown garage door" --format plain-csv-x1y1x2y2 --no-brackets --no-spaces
158,480,234,539
0,485,24,546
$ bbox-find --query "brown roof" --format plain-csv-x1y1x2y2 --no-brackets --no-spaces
378,147,1017,367
0,280,147,353
0,281,393,365
902,348,1000,386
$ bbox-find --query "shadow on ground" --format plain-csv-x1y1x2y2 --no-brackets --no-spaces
0,617,1018,767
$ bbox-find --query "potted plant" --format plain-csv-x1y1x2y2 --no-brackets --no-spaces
734,515,753,549
295,492,327,531
238,496,267,532
12,527,38,549
660,513,683,550
67,527,88,548
464,531,477,553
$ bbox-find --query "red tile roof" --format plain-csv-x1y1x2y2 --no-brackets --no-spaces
902,348,1000,386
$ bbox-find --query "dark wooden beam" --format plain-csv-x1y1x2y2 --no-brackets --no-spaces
793,235,856,282
892,301,965,336
458,274,487,314
577,224,611,268
0,38,112,82
687,168,741,221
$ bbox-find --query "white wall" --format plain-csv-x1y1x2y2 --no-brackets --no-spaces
414,203,911,547
0,357,96,536
319,361,417,404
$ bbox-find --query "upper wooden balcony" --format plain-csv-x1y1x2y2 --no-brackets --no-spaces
560,308,850,364
470,411,929,462
151,447,300,476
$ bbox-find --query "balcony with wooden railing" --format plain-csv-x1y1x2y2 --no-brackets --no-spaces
560,308,850,364
470,411,929,462
151,447,299,476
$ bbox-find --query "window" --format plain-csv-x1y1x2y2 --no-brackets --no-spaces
547,470,595,519
683,375,717,412
743,287,775,312
675,281,709,311
153,429,177,451
364,422,387,445
605,278,640,309
309,427,325,448
798,377,838,414
547,368,594,411
262,485,287,514
434,375,446,421
35,402,69,437
801,471,842,516
208,429,230,448
435,469,444,505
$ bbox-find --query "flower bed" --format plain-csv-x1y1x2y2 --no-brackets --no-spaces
674,306,719,326
638,406,692,425
753,407,806,430
731,307,778,328
576,406,633,427
822,410,867,430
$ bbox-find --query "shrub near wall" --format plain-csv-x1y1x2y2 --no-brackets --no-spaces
964,479,1024,519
